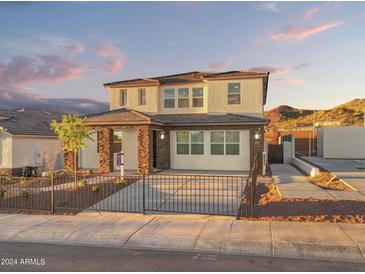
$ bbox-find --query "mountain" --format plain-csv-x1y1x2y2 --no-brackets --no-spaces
264,99,365,129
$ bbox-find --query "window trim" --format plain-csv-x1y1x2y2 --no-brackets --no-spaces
192,87,204,108
177,88,189,108
120,89,128,106
163,88,175,108
227,82,241,105
138,88,146,106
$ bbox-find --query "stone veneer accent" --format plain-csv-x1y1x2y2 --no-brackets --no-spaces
63,151,76,173
98,128,114,173
155,129,170,169
0,168,13,176
137,126,153,174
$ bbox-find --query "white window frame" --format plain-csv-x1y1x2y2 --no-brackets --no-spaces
164,88,175,108
138,88,146,106
176,131,204,155
120,89,128,106
210,131,240,155
177,88,189,108
192,87,204,107
227,82,241,105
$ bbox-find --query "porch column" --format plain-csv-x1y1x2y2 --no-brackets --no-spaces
99,128,113,173
250,126,264,174
137,125,153,174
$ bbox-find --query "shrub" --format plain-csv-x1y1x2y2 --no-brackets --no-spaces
92,185,100,193
81,178,88,185
0,188,6,198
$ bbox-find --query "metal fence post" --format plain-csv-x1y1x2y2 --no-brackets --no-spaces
51,172,55,214
142,173,145,215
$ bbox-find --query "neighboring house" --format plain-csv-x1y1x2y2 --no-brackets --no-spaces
76,71,269,174
317,126,365,159
0,108,63,176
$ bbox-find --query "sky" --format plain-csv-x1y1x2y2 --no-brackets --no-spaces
0,1,364,113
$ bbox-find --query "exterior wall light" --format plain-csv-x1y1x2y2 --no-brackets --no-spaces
254,132,261,140
160,131,165,140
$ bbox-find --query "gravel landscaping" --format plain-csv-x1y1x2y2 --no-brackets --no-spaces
240,183,365,223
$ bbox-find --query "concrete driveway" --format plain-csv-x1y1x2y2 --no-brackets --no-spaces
89,174,246,216
303,156,365,192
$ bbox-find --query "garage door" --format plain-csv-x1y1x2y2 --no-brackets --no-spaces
170,130,250,171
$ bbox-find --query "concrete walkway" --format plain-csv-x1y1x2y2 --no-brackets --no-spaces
302,157,365,193
0,212,365,263
270,164,335,199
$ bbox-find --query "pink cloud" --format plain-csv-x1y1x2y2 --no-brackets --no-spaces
68,42,84,54
249,63,309,74
94,42,121,58
301,7,320,20
105,59,124,74
270,21,344,41
209,59,233,69
0,55,82,89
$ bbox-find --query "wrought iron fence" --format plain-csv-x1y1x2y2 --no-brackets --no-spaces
0,172,247,216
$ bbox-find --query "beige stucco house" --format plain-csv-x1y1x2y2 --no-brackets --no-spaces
75,71,269,174
0,108,63,176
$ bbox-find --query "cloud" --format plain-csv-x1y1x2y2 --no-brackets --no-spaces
0,88,108,114
94,42,121,58
209,59,233,69
301,7,320,20
249,63,309,74
40,35,84,54
272,78,306,86
0,55,83,89
256,2,280,12
105,59,124,74
270,21,344,41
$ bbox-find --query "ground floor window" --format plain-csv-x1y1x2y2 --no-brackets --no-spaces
176,131,204,155
211,131,240,155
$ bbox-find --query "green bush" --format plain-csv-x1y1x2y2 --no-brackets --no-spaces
92,185,100,193
81,178,88,185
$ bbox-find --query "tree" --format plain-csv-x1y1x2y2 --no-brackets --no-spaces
51,115,91,184
42,145,62,175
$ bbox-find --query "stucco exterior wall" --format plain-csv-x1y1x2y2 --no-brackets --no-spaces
107,77,264,115
207,78,263,114
79,131,99,169
0,131,13,168
322,126,365,159
170,130,250,171
11,136,63,169
108,86,159,112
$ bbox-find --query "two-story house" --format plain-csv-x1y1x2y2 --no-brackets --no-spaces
74,71,269,174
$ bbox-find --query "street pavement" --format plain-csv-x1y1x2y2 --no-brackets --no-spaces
1,242,364,271
0,212,365,263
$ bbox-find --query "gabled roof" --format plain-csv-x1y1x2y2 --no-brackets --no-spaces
85,108,267,126
0,108,62,136
103,70,270,105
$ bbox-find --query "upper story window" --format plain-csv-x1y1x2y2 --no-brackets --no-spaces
228,83,241,105
164,89,175,108
192,88,203,107
120,89,128,106
178,88,189,108
138,88,146,105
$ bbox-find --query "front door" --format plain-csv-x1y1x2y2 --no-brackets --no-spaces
113,130,123,170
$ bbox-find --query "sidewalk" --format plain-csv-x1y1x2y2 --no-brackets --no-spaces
271,164,335,199
0,212,364,263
